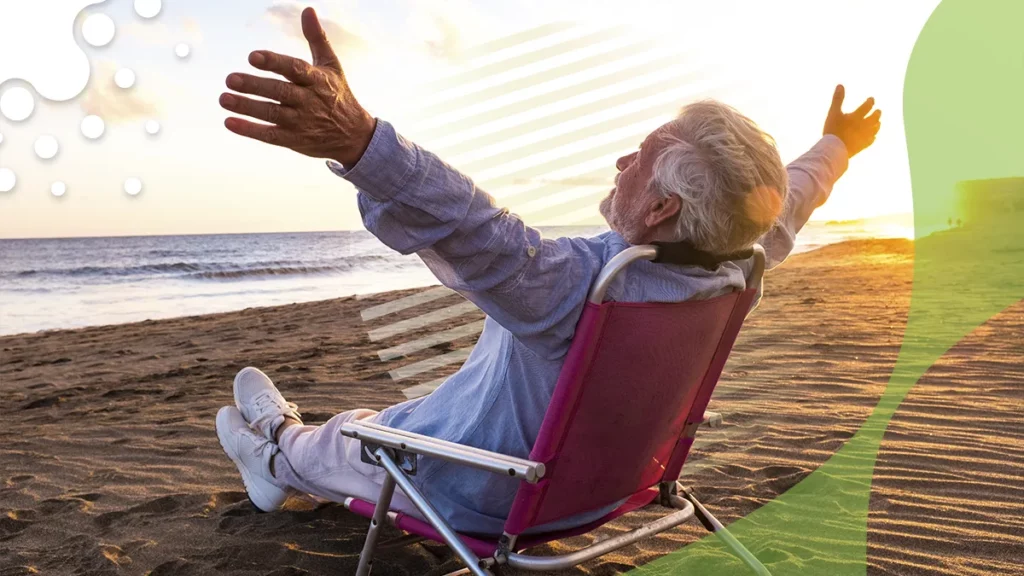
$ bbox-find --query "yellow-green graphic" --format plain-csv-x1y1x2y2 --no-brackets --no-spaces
632,1,1024,573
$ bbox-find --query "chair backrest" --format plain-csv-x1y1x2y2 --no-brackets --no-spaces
504,244,762,535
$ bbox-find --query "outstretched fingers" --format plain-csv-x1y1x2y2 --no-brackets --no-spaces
220,93,299,127
248,50,318,86
852,97,876,119
829,84,846,116
226,73,305,106
224,117,297,148
301,7,342,70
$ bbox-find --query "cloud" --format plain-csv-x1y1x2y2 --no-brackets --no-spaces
423,14,465,64
121,18,203,46
182,17,203,45
406,0,489,64
79,60,161,123
264,3,365,51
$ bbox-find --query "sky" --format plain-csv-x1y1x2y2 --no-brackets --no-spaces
0,0,941,239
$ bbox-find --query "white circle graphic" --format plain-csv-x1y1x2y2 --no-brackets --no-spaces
82,115,106,139
35,135,60,160
0,168,16,193
82,13,116,47
124,178,143,196
134,0,162,18
0,87,35,122
115,68,136,89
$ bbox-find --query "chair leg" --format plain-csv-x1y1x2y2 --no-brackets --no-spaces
374,448,492,576
355,472,397,576
676,485,772,576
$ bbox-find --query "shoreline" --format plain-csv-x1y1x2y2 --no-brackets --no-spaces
0,236,911,340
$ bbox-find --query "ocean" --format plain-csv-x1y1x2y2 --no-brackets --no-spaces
0,218,912,336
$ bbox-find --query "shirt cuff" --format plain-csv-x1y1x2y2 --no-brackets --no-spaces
817,134,850,178
325,118,417,202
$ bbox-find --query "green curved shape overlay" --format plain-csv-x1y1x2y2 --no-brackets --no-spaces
629,1,1024,574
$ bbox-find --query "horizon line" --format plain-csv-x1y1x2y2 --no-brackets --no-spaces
0,212,913,242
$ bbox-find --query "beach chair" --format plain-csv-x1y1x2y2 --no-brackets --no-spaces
340,242,771,575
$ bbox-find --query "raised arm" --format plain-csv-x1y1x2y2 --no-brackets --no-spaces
217,7,597,353
759,84,882,269
331,120,602,352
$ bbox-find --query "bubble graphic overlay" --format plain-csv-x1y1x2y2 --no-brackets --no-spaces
81,115,105,139
145,120,161,135
82,13,116,47
0,1,107,104
0,168,16,193
34,135,60,160
124,178,143,196
133,0,161,19
0,87,35,121
51,182,67,197
175,43,190,59
114,68,136,89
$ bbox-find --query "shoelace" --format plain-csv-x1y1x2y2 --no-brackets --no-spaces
253,392,300,418
250,392,301,439
257,435,280,470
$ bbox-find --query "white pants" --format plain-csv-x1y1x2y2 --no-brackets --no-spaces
271,409,427,522
272,410,617,536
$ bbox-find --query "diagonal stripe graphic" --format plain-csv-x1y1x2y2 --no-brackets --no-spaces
454,100,686,174
430,65,705,157
401,376,451,400
426,26,644,92
360,21,703,405
459,21,577,62
378,320,486,362
360,286,455,321
388,348,474,381
476,131,649,188
418,41,663,119
368,301,480,342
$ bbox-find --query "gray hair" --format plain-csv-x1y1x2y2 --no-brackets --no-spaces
647,100,788,253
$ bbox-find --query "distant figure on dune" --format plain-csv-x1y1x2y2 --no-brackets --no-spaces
213,8,881,535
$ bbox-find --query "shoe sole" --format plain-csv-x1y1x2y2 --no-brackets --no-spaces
216,406,284,513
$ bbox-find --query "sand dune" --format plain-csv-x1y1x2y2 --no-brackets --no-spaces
1,239,1021,575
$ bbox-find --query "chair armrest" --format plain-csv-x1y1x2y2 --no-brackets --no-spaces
340,420,546,483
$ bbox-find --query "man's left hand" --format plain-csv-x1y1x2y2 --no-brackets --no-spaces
822,84,882,159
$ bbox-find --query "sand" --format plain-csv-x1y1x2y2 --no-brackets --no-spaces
1,239,1021,575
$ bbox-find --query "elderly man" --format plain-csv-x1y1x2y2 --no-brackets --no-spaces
215,8,881,535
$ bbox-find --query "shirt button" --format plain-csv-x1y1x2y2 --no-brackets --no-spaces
527,246,537,258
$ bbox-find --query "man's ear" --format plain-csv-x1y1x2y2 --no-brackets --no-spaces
645,194,681,228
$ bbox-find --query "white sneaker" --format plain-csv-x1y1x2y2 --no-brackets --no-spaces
233,367,302,442
216,405,291,513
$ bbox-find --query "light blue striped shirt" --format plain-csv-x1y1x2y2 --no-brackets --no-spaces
328,119,848,535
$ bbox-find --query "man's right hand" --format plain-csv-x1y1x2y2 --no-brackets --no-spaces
219,7,376,168
822,84,882,159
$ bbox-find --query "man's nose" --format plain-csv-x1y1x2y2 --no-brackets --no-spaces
616,151,638,172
